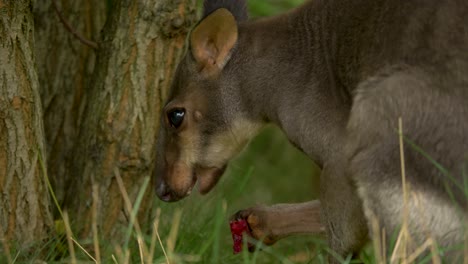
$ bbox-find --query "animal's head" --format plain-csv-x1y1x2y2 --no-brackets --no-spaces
155,1,263,202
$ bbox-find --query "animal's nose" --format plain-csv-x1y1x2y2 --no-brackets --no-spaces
156,181,177,202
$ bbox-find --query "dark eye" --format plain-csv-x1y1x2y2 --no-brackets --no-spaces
167,109,185,129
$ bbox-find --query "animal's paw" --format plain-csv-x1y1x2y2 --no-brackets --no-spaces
232,207,278,251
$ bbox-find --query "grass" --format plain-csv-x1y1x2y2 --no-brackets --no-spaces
248,0,306,17
5,123,462,263
0,126,323,263
1,124,467,263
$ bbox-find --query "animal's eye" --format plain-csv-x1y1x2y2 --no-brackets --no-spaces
167,109,185,129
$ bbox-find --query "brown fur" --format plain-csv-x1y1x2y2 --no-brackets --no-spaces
233,201,324,247
155,0,468,261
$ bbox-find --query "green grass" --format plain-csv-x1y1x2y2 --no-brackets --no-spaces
0,126,324,264
249,0,306,17
3,126,464,263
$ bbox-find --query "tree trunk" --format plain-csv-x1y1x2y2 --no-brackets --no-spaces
0,0,53,247
66,0,197,238
33,0,107,209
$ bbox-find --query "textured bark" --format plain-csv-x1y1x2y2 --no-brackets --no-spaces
66,0,197,238
33,0,106,207
0,0,53,246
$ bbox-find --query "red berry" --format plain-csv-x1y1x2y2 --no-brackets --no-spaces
229,219,252,254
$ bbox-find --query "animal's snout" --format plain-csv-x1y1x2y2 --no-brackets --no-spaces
155,161,196,202
156,180,180,202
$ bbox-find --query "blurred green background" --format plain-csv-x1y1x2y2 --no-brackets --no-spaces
153,2,329,263
249,0,306,17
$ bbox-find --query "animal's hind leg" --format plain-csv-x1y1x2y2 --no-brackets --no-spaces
320,161,369,262
348,141,465,261
346,69,466,260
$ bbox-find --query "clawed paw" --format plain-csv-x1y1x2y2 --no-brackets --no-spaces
231,207,278,251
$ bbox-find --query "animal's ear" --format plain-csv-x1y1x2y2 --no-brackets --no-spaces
190,8,238,76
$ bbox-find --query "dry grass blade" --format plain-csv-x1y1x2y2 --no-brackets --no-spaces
63,212,77,264
112,254,119,264
390,117,410,263
429,238,442,264
390,228,404,263
382,227,387,264
411,191,442,263
114,169,149,260
38,149,64,220
114,245,129,264
397,117,410,263
166,209,183,262
92,184,101,264
137,236,145,264
148,208,162,263
370,211,383,264
406,238,432,263
71,237,97,262
156,221,170,264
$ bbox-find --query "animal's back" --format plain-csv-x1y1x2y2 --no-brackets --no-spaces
349,0,468,178
331,0,468,91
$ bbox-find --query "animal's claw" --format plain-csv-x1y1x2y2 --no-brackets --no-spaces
231,207,279,251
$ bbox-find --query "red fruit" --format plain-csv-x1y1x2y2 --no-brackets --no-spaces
229,219,251,254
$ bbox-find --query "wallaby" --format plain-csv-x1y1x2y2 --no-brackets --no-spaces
155,0,468,261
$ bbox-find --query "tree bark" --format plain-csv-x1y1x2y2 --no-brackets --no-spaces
66,0,197,238
0,0,53,247
33,0,107,208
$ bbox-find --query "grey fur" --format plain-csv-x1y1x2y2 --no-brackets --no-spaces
157,0,468,261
